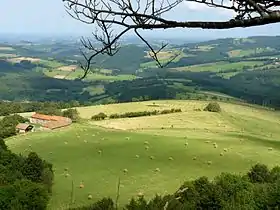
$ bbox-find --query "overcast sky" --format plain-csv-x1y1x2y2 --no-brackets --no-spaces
1,0,280,39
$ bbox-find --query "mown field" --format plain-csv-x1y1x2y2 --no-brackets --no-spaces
6,100,280,209
172,61,264,72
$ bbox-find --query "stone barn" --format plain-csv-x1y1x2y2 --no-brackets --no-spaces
16,123,34,134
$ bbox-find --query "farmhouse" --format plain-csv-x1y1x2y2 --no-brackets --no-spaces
30,113,72,130
16,123,34,134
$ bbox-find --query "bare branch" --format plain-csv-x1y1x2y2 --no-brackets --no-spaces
63,0,280,78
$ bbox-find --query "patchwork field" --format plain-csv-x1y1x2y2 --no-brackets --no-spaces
172,61,264,72
6,100,280,209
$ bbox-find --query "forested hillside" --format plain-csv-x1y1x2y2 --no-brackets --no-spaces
1,36,280,108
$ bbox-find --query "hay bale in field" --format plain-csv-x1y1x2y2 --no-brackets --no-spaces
137,192,144,197
64,167,69,171
88,194,93,200
65,173,70,178
145,145,149,150
150,155,155,160
84,140,88,143
220,153,224,156
79,183,85,188
126,137,130,140
207,161,212,165
64,141,68,145
144,141,149,145
193,156,197,160
98,150,102,154
155,168,160,172
268,147,273,151
223,148,228,152
123,168,128,173
169,157,174,161
135,155,140,158
205,140,210,143
29,144,32,147
185,142,188,146
49,152,53,155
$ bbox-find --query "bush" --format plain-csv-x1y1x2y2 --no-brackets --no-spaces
203,102,221,113
91,112,107,121
63,109,80,122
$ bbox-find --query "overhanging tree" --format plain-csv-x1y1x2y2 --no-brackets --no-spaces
63,0,280,78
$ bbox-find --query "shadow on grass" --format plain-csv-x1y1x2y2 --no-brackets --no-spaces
227,133,280,150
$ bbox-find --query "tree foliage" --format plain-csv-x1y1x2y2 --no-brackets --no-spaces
204,102,222,112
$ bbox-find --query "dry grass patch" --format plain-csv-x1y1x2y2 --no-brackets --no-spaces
8,57,41,63
57,65,77,71
0,46,14,51
0,53,17,58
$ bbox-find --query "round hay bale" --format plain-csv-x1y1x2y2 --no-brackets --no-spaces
268,147,273,151
150,156,155,160
64,141,68,145
145,145,149,150
144,141,149,145
193,156,197,160
155,168,160,172
184,142,188,146
205,141,210,143
223,148,228,152
135,155,140,158
220,153,224,156
123,168,128,173
88,194,93,200
79,183,85,189
64,167,69,171
98,150,102,154
126,137,130,140
49,152,53,155
65,173,70,178
207,161,212,165
29,144,32,148
84,140,88,143
214,144,218,149
137,192,144,197
168,157,174,161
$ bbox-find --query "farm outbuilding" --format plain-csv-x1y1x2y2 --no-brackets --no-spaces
16,123,34,134
30,113,72,130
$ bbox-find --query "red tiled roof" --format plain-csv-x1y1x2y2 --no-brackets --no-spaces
31,113,70,122
16,123,32,130
43,120,71,130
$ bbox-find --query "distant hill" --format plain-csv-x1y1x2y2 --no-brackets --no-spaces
1,36,280,108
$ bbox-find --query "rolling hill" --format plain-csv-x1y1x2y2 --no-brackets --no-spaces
6,100,280,209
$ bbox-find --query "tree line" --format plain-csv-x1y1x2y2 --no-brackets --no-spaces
91,108,182,121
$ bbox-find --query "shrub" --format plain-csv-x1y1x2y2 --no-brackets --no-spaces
62,109,80,122
91,112,107,121
204,102,221,113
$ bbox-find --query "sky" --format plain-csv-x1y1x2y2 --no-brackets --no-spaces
1,0,280,39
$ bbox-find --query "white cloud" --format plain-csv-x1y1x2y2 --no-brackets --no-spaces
182,1,237,18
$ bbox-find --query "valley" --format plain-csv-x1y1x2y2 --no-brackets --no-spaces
6,100,280,209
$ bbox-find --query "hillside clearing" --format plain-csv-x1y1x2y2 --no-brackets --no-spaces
6,100,280,209
171,61,264,72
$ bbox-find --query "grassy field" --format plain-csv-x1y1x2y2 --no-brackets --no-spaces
6,100,280,209
172,61,264,72
141,50,193,69
227,47,275,57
